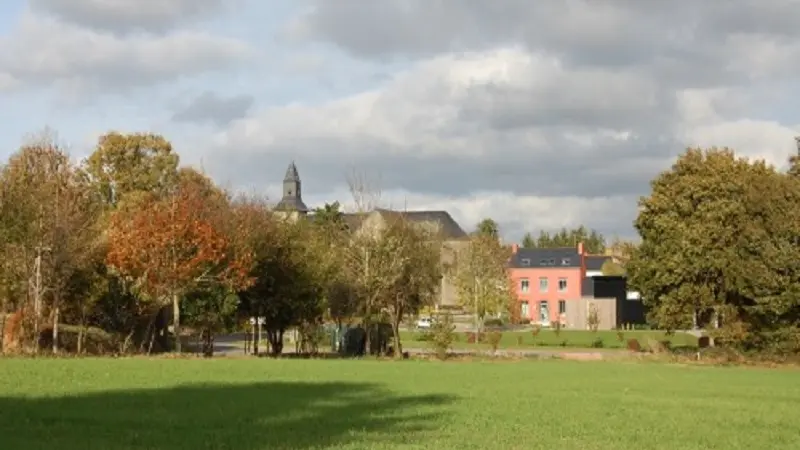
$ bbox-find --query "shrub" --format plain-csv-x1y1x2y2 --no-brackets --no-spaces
516,335,524,346
484,318,503,327
430,313,456,360
591,337,604,348
553,320,562,337
560,339,568,347
466,332,476,344
626,338,641,352
487,331,503,353
586,304,600,332
518,318,531,325
415,331,433,342
616,330,625,342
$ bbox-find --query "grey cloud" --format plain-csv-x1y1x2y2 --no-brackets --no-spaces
294,0,800,87
29,0,230,34
172,92,254,127
0,15,253,93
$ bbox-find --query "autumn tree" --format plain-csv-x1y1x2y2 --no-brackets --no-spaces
600,259,626,276
451,233,514,338
0,133,101,353
629,147,800,350
310,202,356,326
106,172,252,353
380,216,442,358
83,131,179,208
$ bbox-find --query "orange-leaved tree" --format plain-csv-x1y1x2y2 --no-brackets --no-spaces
106,172,253,353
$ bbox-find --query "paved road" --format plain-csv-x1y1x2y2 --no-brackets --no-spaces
212,333,620,360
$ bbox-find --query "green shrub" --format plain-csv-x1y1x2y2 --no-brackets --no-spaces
430,314,456,360
591,337,604,348
487,331,503,353
484,318,503,327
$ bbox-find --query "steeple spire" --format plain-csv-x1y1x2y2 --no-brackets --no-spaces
275,161,308,214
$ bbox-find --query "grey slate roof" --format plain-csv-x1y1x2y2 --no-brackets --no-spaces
275,196,309,212
510,247,581,269
375,209,468,239
586,255,612,271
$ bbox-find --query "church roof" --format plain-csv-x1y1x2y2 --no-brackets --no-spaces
284,161,300,181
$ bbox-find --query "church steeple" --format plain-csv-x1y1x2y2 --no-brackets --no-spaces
275,161,308,214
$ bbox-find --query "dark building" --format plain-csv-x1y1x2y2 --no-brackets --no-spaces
581,275,647,327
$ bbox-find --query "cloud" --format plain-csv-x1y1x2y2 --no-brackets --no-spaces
172,91,254,127
0,12,254,94
29,0,231,34
291,0,800,86
199,1,800,241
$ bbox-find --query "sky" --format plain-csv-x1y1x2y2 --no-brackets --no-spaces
1,0,799,242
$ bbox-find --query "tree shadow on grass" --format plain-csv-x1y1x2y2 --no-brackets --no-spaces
0,381,454,450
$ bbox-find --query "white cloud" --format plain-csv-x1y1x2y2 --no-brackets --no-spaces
0,11,254,94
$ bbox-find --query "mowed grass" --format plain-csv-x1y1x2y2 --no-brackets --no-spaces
400,329,698,350
1,358,798,450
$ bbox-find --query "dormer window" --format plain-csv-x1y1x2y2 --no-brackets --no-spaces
548,259,555,265
561,258,570,265
521,258,530,266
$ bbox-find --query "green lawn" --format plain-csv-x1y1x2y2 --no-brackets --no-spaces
1,358,798,449
401,329,698,350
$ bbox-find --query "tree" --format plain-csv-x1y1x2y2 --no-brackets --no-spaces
0,134,101,353
789,136,800,178
182,286,239,357
524,226,606,253
628,147,800,350
83,131,179,208
521,232,536,248
601,259,626,276
106,175,252,353
381,216,442,358
451,233,514,338
476,218,499,239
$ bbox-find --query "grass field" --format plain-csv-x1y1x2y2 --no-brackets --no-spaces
1,358,798,449
400,329,698,350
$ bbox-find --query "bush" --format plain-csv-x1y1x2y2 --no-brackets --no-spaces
430,314,456,360
552,320,562,337
415,332,433,342
466,332,476,344
626,338,641,352
484,318,504,327
517,318,531,325
487,331,503,353
591,337,604,348
516,335,524,346
616,330,625,342
560,340,568,347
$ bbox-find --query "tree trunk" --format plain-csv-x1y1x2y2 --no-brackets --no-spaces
172,293,181,353
267,328,284,356
77,310,87,355
52,305,60,354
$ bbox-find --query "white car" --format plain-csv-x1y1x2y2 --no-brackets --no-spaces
416,317,433,329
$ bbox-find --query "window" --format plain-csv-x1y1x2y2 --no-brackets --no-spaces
558,300,566,314
539,277,548,292
520,278,529,293
561,258,571,265
520,301,529,318
558,278,568,292
521,258,531,266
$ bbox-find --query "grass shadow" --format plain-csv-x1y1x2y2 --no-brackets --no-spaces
0,381,454,450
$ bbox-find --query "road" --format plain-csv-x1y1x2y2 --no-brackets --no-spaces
212,333,620,360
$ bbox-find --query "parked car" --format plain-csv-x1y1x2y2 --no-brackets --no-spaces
416,317,434,329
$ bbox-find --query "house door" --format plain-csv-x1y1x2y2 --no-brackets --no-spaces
539,301,549,325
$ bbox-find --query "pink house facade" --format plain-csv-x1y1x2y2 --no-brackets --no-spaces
508,242,587,325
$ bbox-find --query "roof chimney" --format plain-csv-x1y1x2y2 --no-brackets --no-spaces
577,241,584,255
511,243,519,254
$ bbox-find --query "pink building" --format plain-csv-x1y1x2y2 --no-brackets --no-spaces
508,242,587,325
